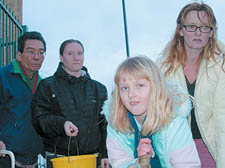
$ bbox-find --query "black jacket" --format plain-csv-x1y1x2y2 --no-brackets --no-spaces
31,63,108,158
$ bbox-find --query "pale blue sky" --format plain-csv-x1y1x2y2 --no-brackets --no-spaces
23,0,225,94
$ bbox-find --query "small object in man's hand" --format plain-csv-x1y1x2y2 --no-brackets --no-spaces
139,154,151,168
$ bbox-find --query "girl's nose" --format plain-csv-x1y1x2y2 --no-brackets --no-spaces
128,88,136,98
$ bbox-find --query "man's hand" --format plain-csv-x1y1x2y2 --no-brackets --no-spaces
64,121,79,136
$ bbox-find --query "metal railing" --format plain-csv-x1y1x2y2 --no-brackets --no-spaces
0,0,23,66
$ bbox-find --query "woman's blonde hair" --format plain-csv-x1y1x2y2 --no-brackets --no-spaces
161,2,225,75
109,56,180,136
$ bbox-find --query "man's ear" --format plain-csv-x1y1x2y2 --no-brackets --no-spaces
17,52,22,61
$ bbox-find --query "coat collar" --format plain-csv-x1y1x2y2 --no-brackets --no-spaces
11,59,42,93
54,62,91,83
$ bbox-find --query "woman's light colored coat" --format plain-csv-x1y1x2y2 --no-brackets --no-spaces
157,41,225,167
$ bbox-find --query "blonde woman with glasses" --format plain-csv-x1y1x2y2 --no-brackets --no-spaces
157,2,225,167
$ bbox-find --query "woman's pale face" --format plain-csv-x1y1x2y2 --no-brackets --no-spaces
179,10,213,52
60,42,84,77
119,75,150,123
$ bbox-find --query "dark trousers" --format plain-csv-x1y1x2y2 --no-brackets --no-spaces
0,156,38,168
0,155,20,168
45,154,54,168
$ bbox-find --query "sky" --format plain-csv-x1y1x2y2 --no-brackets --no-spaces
23,0,225,94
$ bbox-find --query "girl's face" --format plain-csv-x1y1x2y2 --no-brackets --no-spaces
60,42,84,77
179,10,213,52
119,75,150,123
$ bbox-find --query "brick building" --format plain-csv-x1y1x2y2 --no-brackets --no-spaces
0,0,23,65
3,0,23,24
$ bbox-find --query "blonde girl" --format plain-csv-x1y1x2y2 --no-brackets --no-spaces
103,56,201,168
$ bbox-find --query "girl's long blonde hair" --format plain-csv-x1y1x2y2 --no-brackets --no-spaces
109,56,182,136
161,2,225,76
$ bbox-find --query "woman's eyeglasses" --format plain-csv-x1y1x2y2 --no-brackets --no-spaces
183,24,213,33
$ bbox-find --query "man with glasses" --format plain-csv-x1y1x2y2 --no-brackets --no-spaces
0,31,46,168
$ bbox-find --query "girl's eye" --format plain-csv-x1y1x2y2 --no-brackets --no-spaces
137,84,144,88
121,87,128,91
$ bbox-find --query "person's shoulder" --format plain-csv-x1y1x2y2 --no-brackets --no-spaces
38,75,55,87
0,64,13,76
89,80,108,100
34,76,55,97
91,79,107,91
43,75,54,81
0,63,12,70
214,40,225,62
0,66,4,73
217,40,225,53
92,79,105,87
0,66,5,78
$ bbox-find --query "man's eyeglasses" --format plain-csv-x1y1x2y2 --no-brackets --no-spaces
183,25,213,33
23,50,45,57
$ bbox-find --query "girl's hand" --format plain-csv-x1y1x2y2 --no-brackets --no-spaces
137,138,154,158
